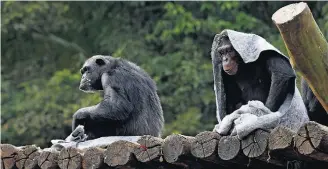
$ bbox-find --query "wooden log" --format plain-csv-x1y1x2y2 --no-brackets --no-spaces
104,140,139,167
241,130,269,158
217,136,240,160
58,147,82,169
268,127,295,151
268,126,328,168
272,2,328,112
190,131,221,159
16,145,41,169
162,134,195,163
294,121,328,161
0,144,20,169
38,148,59,169
266,127,301,165
82,147,105,169
133,135,163,163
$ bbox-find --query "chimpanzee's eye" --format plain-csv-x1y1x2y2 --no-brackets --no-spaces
80,66,90,74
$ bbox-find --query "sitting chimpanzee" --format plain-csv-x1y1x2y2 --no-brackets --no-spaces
72,55,164,140
301,79,328,126
211,30,309,139
51,55,164,149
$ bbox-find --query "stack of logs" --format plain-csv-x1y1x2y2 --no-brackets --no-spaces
1,121,328,169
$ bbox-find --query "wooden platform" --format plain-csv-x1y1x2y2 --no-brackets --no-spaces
1,121,328,169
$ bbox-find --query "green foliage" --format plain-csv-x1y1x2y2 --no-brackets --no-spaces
1,1,327,147
1,69,102,146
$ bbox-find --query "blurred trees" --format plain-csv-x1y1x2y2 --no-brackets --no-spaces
1,1,327,147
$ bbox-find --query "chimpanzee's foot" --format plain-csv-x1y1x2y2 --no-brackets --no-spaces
65,125,88,142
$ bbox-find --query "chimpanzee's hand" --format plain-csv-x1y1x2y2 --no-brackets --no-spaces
72,107,91,130
213,112,241,135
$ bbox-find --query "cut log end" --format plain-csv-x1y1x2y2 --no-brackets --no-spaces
272,2,308,24
162,134,195,163
38,149,60,169
16,145,41,169
241,130,269,158
58,147,82,169
0,144,20,169
294,121,328,161
268,126,295,150
217,136,240,160
133,135,163,163
104,140,139,167
83,147,105,169
191,131,221,159
272,2,328,112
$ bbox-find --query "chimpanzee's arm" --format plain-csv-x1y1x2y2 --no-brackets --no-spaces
224,75,244,114
92,72,133,120
72,73,133,129
265,54,296,112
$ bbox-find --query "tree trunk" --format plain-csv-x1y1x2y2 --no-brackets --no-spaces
272,2,328,113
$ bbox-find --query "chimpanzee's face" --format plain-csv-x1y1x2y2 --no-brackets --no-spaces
79,56,106,93
217,37,240,75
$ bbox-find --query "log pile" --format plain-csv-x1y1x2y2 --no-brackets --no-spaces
1,121,328,169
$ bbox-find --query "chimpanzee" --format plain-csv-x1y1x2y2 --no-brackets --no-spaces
211,30,309,138
71,55,164,140
301,79,328,126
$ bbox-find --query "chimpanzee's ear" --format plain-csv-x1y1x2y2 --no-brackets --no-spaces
95,58,106,66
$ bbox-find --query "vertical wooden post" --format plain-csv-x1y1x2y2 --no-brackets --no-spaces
272,2,328,113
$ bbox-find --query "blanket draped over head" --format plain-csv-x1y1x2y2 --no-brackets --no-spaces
211,29,308,131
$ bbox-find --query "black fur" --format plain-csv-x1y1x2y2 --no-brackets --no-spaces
73,55,164,139
224,51,296,114
301,79,328,126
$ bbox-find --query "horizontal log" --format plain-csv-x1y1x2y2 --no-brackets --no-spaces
58,147,82,169
38,148,59,169
294,121,328,161
104,140,139,167
190,131,221,159
241,130,269,158
16,145,41,169
268,127,295,151
217,135,240,160
0,144,20,169
83,147,105,169
162,134,195,163
133,135,164,163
